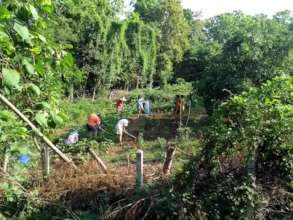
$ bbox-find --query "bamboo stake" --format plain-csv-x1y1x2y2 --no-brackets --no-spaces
88,148,107,173
0,93,75,167
127,153,130,174
2,146,9,173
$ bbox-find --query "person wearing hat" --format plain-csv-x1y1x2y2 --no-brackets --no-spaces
116,97,126,113
86,113,101,136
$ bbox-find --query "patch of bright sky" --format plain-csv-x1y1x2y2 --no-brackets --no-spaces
181,0,293,18
123,0,293,19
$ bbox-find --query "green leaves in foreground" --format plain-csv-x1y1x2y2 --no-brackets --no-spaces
35,112,48,128
13,23,30,41
1,68,20,89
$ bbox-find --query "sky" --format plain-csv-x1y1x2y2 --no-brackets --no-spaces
181,0,293,18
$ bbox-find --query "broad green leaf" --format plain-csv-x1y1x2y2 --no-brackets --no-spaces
13,23,30,41
28,83,41,96
41,102,50,109
0,7,10,20
29,4,39,20
0,110,15,121
22,58,35,75
1,68,20,88
38,34,47,43
63,53,74,66
15,127,27,136
0,30,14,54
51,112,63,126
35,112,48,128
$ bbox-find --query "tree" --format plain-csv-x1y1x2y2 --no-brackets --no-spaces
134,0,190,85
176,11,293,113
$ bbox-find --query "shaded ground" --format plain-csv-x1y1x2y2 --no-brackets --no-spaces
127,113,178,141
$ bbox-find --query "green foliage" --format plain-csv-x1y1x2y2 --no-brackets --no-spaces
176,11,293,113
135,0,190,86
205,74,293,181
128,79,192,100
1,68,20,89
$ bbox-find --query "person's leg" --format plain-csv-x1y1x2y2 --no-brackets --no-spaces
87,124,97,137
119,133,123,145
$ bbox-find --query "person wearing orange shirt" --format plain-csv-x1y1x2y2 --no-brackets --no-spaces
86,113,101,136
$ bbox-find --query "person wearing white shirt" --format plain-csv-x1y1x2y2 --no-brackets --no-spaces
115,119,129,144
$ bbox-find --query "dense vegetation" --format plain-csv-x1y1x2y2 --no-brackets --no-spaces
0,0,292,219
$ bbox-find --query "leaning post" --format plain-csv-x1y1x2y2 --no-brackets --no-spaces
42,145,50,178
136,149,144,190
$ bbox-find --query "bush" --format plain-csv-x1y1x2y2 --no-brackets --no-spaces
204,74,293,182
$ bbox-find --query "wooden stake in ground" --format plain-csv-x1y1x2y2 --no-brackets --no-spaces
136,149,144,190
163,146,176,175
88,148,107,173
0,93,75,168
1,146,9,173
127,153,130,175
42,145,50,178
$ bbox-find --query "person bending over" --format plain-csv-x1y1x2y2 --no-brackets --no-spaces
115,119,129,145
86,113,101,136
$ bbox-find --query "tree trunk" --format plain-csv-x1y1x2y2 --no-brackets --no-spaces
246,147,257,219
92,85,97,101
68,84,74,101
163,146,176,175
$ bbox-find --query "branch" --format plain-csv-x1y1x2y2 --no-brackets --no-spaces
0,93,76,169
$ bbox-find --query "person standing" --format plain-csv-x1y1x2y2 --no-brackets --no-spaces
175,95,181,115
116,97,126,113
137,96,145,116
86,113,101,136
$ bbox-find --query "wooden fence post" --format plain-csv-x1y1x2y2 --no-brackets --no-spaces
163,146,176,175
127,153,130,175
136,150,143,190
2,146,9,173
0,93,76,168
42,145,50,178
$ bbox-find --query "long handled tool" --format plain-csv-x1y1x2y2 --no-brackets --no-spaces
124,130,137,140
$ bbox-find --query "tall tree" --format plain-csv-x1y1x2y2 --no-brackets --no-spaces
134,0,190,85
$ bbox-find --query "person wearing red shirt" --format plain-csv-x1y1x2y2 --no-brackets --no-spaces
175,95,181,115
115,97,126,113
